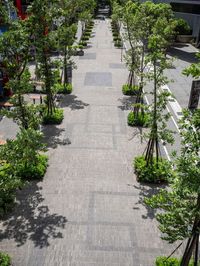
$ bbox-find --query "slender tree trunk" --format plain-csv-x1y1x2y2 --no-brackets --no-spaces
43,51,54,115
145,60,158,165
63,45,68,89
18,93,28,129
194,233,199,266
134,44,145,119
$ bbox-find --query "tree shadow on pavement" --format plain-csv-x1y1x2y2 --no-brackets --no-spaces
42,125,71,149
131,183,166,220
167,47,198,63
118,96,136,111
59,95,89,110
0,181,67,248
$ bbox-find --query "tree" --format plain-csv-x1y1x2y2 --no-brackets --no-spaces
0,19,40,129
27,0,59,116
116,1,139,88
55,0,78,89
146,109,200,266
139,3,176,164
0,128,48,179
144,32,175,165
133,2,177,183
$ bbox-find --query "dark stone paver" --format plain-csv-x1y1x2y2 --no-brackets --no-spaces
84,72,112,86
79,53,96,60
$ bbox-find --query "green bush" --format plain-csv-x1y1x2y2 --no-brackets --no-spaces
134,156,173,183
114,40,122,48
17,154,48,180
54,83,72,94
81,36,89,41
155,256,194,266
122,84,139,95
0,252,11,266
43,108,64,125
83,31,91,38
0,163,22,217
113,36,120,42
128,111,149,127
113,32,119,37
79,41,87,47
175,18,191,35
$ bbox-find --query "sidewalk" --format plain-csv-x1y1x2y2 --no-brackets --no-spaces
0,19,182,266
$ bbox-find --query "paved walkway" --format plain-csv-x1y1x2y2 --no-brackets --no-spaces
0,20,182,266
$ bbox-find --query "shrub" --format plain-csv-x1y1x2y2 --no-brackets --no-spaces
43,108,64,125
81,36,89,41
83,31,90,36
16,154,48,180
113,32,119,37
79,41,87,47
54,83,72,94
134,156,174,183
155,256,194,266
0,252,11,266
122,84,139,95
175,18,191,35
0,163,22,217
0,128,47,182
128,111,149,127
114,40,122,48
113,36,120,42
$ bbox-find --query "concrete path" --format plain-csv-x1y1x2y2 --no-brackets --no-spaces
0,19,182,266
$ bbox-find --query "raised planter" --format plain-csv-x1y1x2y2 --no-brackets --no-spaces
176,35,193,43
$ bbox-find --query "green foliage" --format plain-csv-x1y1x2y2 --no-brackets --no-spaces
16,154,48,180
127,111,149,127
155,256,179,266
145,109,200,252
0,128,47,180
43,108,64,125
175,18,191,35
114,40,122,47
155,256,194,266
113,36,120,42
134,156,174,183
122,84,139,95
79,40,87,47
0,252,11,266
182,53,200,79
0,163,22,217
81,35,90,41
113,32,119,37
55,83,72,94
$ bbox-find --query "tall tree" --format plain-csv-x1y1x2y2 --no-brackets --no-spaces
0,19,40,129
146,109,200,266
27,0,59,116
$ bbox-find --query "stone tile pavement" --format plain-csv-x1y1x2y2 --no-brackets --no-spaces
0,19,183,266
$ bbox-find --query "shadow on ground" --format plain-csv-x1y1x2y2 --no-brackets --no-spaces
59,95,89,110
118,96,136,111
42,125,71,149
0,181,67,248
131,183,166,220
167,46,198,63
